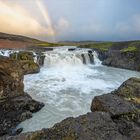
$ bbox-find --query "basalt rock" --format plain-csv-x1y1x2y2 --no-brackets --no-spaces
3,78,140,140
4,112,127,140
91,93,137,116
91,77,140,139
0,56,44,136
102,50,140,71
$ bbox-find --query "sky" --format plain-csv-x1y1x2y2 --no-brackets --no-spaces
0,0,140,42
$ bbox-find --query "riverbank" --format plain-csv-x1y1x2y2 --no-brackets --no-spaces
0,56,44,136
79,41,140,71
3,77,140,140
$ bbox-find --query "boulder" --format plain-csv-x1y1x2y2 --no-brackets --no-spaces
115,78,140,107
91,93,137,116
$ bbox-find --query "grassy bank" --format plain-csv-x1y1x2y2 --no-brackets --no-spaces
79,41,140,52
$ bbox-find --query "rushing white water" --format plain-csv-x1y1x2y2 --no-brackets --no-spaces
14,47,140,132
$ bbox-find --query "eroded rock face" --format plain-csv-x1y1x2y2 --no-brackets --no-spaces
0,56,44,136
91,78,140,117
10,51,40,75
0,56,24,100
4,112,127,140
0,94,44,136
3,78,140,140
20,61,40,75
91,77,140,140
91,93,137,116
102,50,140,71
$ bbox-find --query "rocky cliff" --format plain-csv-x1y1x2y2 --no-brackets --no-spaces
4,78,140,140
0,56,44,136
80,41,140,71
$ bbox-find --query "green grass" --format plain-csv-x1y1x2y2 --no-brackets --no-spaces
122,46,138,52
37,42,62,47
79,42,113,51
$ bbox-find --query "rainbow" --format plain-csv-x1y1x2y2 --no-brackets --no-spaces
36,0,55,41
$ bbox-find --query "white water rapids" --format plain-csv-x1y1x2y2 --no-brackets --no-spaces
1,47,140,132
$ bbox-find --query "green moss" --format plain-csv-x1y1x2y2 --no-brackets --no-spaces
119,112,139,121
120,87,134,98
122,46,138,52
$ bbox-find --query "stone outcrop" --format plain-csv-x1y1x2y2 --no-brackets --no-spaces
102,50,140,71
79,42,140,71
4,78,140,140
0,56,44,136
91,93,137,116
10,51,40,75
3,112,127,140
0,56,24,100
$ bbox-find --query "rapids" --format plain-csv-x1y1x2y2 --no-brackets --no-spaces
0,47,140,132
16,47,140,132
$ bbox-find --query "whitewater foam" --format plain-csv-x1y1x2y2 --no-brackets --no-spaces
16,47,140,132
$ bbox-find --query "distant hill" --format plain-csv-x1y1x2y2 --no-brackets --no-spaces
79,40,140,51
58,41,103,46
0,32,60,49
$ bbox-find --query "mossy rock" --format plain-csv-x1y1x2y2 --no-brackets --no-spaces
10,51,34,61
121,46,138,52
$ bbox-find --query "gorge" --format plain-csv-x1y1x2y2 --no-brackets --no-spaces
0,47,140,136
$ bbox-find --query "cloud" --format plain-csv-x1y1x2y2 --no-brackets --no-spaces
54,18,70,34
116,15,140,34
0,1,48,36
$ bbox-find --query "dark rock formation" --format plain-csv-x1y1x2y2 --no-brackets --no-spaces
91,78,140,140
0,56,24,100
4,78,140,140
88,51,94,64
91,93,137,116
80,42,140,71
0,56,44,136
36,53,46,66
81,54,86,64
102,50,140,71
4,112,127,140
0,94,44,136
68,48,76,51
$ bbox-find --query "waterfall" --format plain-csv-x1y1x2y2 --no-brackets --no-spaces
0,48,102,66
93,51,102,65
43,48,101,67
